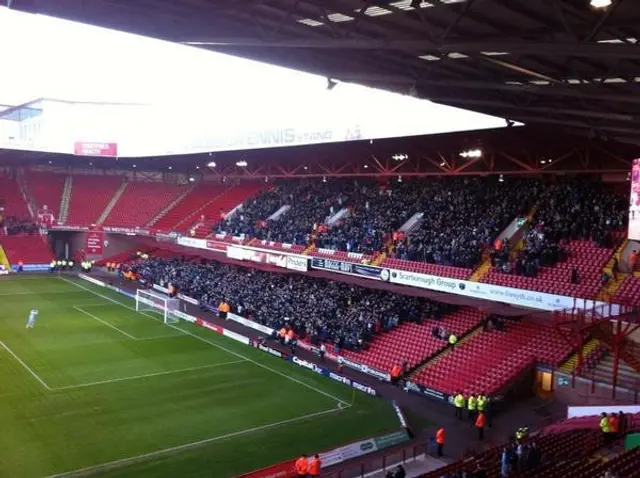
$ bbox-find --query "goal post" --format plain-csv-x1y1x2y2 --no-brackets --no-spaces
135,289,182,324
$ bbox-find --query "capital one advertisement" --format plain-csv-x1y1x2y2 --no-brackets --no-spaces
630,158,640,241
85,231,104,255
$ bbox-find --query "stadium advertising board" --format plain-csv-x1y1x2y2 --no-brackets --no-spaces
12,264,51,271
227,245,288,268
337,356,391,382
403,381,448,402
73,142,118,157
85,231,104,255
310,258,384,280
286,256,309,272
177,293,199,306
630,158,640,241
228,313,276,336
236,459,296,478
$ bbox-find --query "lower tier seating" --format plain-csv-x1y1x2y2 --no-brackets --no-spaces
613,276,640,306
412,320,573,395
338,307,485,373
0,173,31,218
0,235,54,265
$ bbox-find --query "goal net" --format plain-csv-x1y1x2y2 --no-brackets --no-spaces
136,289,182,324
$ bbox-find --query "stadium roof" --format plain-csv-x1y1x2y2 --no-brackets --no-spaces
13,0,640,146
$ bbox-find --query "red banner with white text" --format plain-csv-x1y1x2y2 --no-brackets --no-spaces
235,459,296,478
86,231,104,255
74,142,118,157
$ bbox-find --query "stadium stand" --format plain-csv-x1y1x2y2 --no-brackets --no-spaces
66,175,123,226
0,235,53,264
412,318,574,396
152,182,227,232
0,172,31,218
102,181,191,228
191,183,265,238
613,275,640,306
24,171,67,219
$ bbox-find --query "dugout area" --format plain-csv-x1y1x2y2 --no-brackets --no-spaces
0,275,399,477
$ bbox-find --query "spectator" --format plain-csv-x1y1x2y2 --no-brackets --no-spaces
0,215,38,235
571,267,579,284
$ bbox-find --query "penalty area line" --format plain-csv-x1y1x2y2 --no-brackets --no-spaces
59,276,351,407
44,404,351,478
0,341,52,390
74,306,138,340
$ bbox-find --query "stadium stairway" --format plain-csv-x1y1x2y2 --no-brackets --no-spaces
596,238,630,300
468,258,492,282
0,245,11,270
151,183,227,232
58,175,73,224
591,321,640,373
0,173,32,218
146,184,196,227
408,325,484,377
558,338,601,374
24,171,67,219
97,181,128,225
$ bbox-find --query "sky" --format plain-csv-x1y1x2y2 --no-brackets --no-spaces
0,6,514,156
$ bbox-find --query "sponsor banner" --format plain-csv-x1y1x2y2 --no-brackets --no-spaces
0,269,9,275
152,284,170,294
177,236,207,250
74,142,118,157
320,438,378,468
228,312,276,336
78,273,106,287
86,231,103,255
373,430,410,450
236,460,296,478
337,356,391,382
386,269,619,313
177,293,199,306
12,264,51,272
296,341,339,362
392,401,408,429
403,381,448,402
291,357,377,396
222,328,251,345
311,257,383,280
206,240,228,252
257,344,286,359
195,318,223,334
227,245,290,269
169,309,197,324
286,256,309,272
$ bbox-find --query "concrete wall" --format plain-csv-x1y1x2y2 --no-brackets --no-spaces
553,372,639,406
62,232,143,261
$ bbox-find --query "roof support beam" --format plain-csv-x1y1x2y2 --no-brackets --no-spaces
182,38,640,59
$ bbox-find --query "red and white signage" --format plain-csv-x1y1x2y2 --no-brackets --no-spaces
74,142,118,157
86,231,104,255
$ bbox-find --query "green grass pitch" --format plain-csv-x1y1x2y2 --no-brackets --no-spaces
0,275,399,477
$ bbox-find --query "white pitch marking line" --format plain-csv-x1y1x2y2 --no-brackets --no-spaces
52,359,246,391
0,341,52,390
44,404,350,478
59,276,350,407
74,306,138,340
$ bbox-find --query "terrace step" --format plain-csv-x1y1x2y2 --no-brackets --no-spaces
558,338,601,374
58,175,73,224
97,181,127,225
596,273,628,302
469,258,492,282
146,184,196,227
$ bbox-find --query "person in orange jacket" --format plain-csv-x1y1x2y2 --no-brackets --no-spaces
475,412,486,441
435,427,445,457
308,454,321,477
295,454,309,478
390,364,402,385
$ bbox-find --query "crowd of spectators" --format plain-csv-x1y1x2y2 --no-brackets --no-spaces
216,188,284,236
218,180,359,245
0,215,38,235
492,178,628,278
315,179,439,255
128,257,455,351
392,177,535,269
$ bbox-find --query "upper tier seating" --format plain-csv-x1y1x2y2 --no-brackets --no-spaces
191,183,265,238
381,257,472,280
217,187,281,236
153,183,227,232
338,307,484,373
102,182,191,228
0,235,54,264
0,173,31,218
484,178,627,298
66,175,123,226
216,180,360,244
483,239,620,299
25,171,66,219
412,319,573,395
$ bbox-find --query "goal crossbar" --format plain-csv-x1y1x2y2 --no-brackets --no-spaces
135,289,182,324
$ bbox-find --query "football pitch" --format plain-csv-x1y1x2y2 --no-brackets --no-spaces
0,275,399,478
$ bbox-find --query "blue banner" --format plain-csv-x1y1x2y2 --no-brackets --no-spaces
11,264,50,272
310,257,383,280
404,381,449,402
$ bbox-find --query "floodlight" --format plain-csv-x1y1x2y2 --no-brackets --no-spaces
590,0,612,8
189,177,195,182
207,161,216,168
459,149,482,159
236,160,248,167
